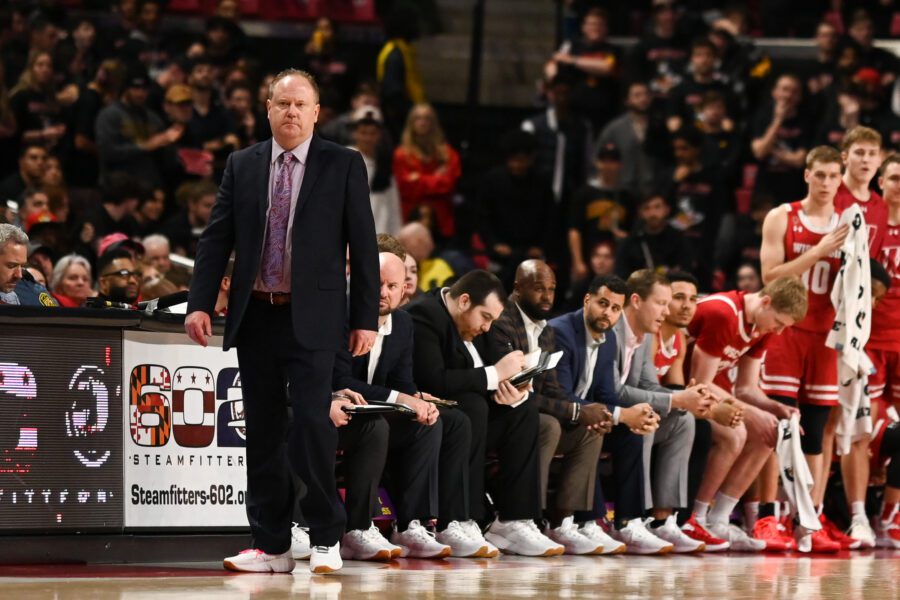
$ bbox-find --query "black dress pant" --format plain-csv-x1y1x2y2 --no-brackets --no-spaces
452,392,542,522
435,407,472,524
337,415,389,531
236,300,344,552
574,424,645,526
384,414,444,530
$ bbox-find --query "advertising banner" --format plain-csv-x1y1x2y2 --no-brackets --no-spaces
124,331,247,528
0,325,123,531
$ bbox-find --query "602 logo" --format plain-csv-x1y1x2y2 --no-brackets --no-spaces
129,365,245,448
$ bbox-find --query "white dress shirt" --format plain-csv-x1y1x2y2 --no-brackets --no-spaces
255,136,312,293
620,315,641,387
367,314,400,403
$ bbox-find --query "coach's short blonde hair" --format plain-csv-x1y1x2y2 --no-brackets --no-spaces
761,276,808,322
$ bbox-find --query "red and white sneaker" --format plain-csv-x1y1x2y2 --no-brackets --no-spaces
752,516,796,552
680,514,729,552
819,514,862,550
876,505,900,549
796,527,841,554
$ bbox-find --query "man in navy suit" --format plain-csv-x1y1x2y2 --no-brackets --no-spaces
328,252,481,559
185,69,380,574
550,274,666,554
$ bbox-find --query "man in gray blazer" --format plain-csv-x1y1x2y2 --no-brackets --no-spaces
613,269,713,553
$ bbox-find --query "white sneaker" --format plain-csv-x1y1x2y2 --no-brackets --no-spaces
291,523,311,560
609,518,673,555
652,514,705,553
224,548,295,573
708,521,765,552
848,514,876,549
340,524,398,561
579,520,626,554
876,506,900,549
485,519,565,557
465,519,500,557
310,543,343,574
432,520,483,557
391,520,452,558
545,516,603,555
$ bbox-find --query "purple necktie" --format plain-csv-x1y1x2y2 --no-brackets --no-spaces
261,151,295,288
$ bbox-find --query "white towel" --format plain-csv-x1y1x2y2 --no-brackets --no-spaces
776,414,821,531
826,204,873,456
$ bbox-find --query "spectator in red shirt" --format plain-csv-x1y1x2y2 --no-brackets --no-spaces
392,103,461,239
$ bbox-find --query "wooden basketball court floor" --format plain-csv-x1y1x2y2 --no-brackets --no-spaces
2,550,899,599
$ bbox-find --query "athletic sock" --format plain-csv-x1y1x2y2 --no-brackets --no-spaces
850,501,867,519
744,501,760,529
692,500,710,525
758,502,776,519
708,493,740,527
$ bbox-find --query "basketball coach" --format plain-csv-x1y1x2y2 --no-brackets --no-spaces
185,69,379,575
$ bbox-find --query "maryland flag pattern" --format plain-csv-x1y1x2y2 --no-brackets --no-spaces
129,365,172,447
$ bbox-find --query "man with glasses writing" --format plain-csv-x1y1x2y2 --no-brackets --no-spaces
96,248,142,305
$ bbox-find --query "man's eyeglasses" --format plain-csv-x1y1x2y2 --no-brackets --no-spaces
100,269,142,280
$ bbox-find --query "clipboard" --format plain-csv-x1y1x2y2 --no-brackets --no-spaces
507,350,564,387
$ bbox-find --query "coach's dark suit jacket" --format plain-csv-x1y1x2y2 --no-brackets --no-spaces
187,134,379,349
405,289,502,399
549,309,620,409
332,309,418,400
490,299,577,422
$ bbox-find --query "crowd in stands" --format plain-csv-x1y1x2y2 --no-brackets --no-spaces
2,0,900,563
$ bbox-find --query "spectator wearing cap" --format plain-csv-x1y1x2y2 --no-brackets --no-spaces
69,59,127,187
95,65,182,186
26,239,55,285
98,232,145,261
161,179,217,258
597,82,658,199
318,84,383,147
474,130,553,288
0,145,47,202
142,233,172,274
568,142,632,284
348,106,401,235
95,247,142,305
50,253,93,307
616,193,690,279
0,223,57,307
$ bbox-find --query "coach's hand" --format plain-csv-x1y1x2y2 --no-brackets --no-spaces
350,329,377,356
185,311,212,347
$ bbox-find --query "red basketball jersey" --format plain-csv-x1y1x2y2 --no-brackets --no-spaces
869,222,900,350
783,201,842,333
655,329,682,381
834,182,887,257
686,290,771,390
